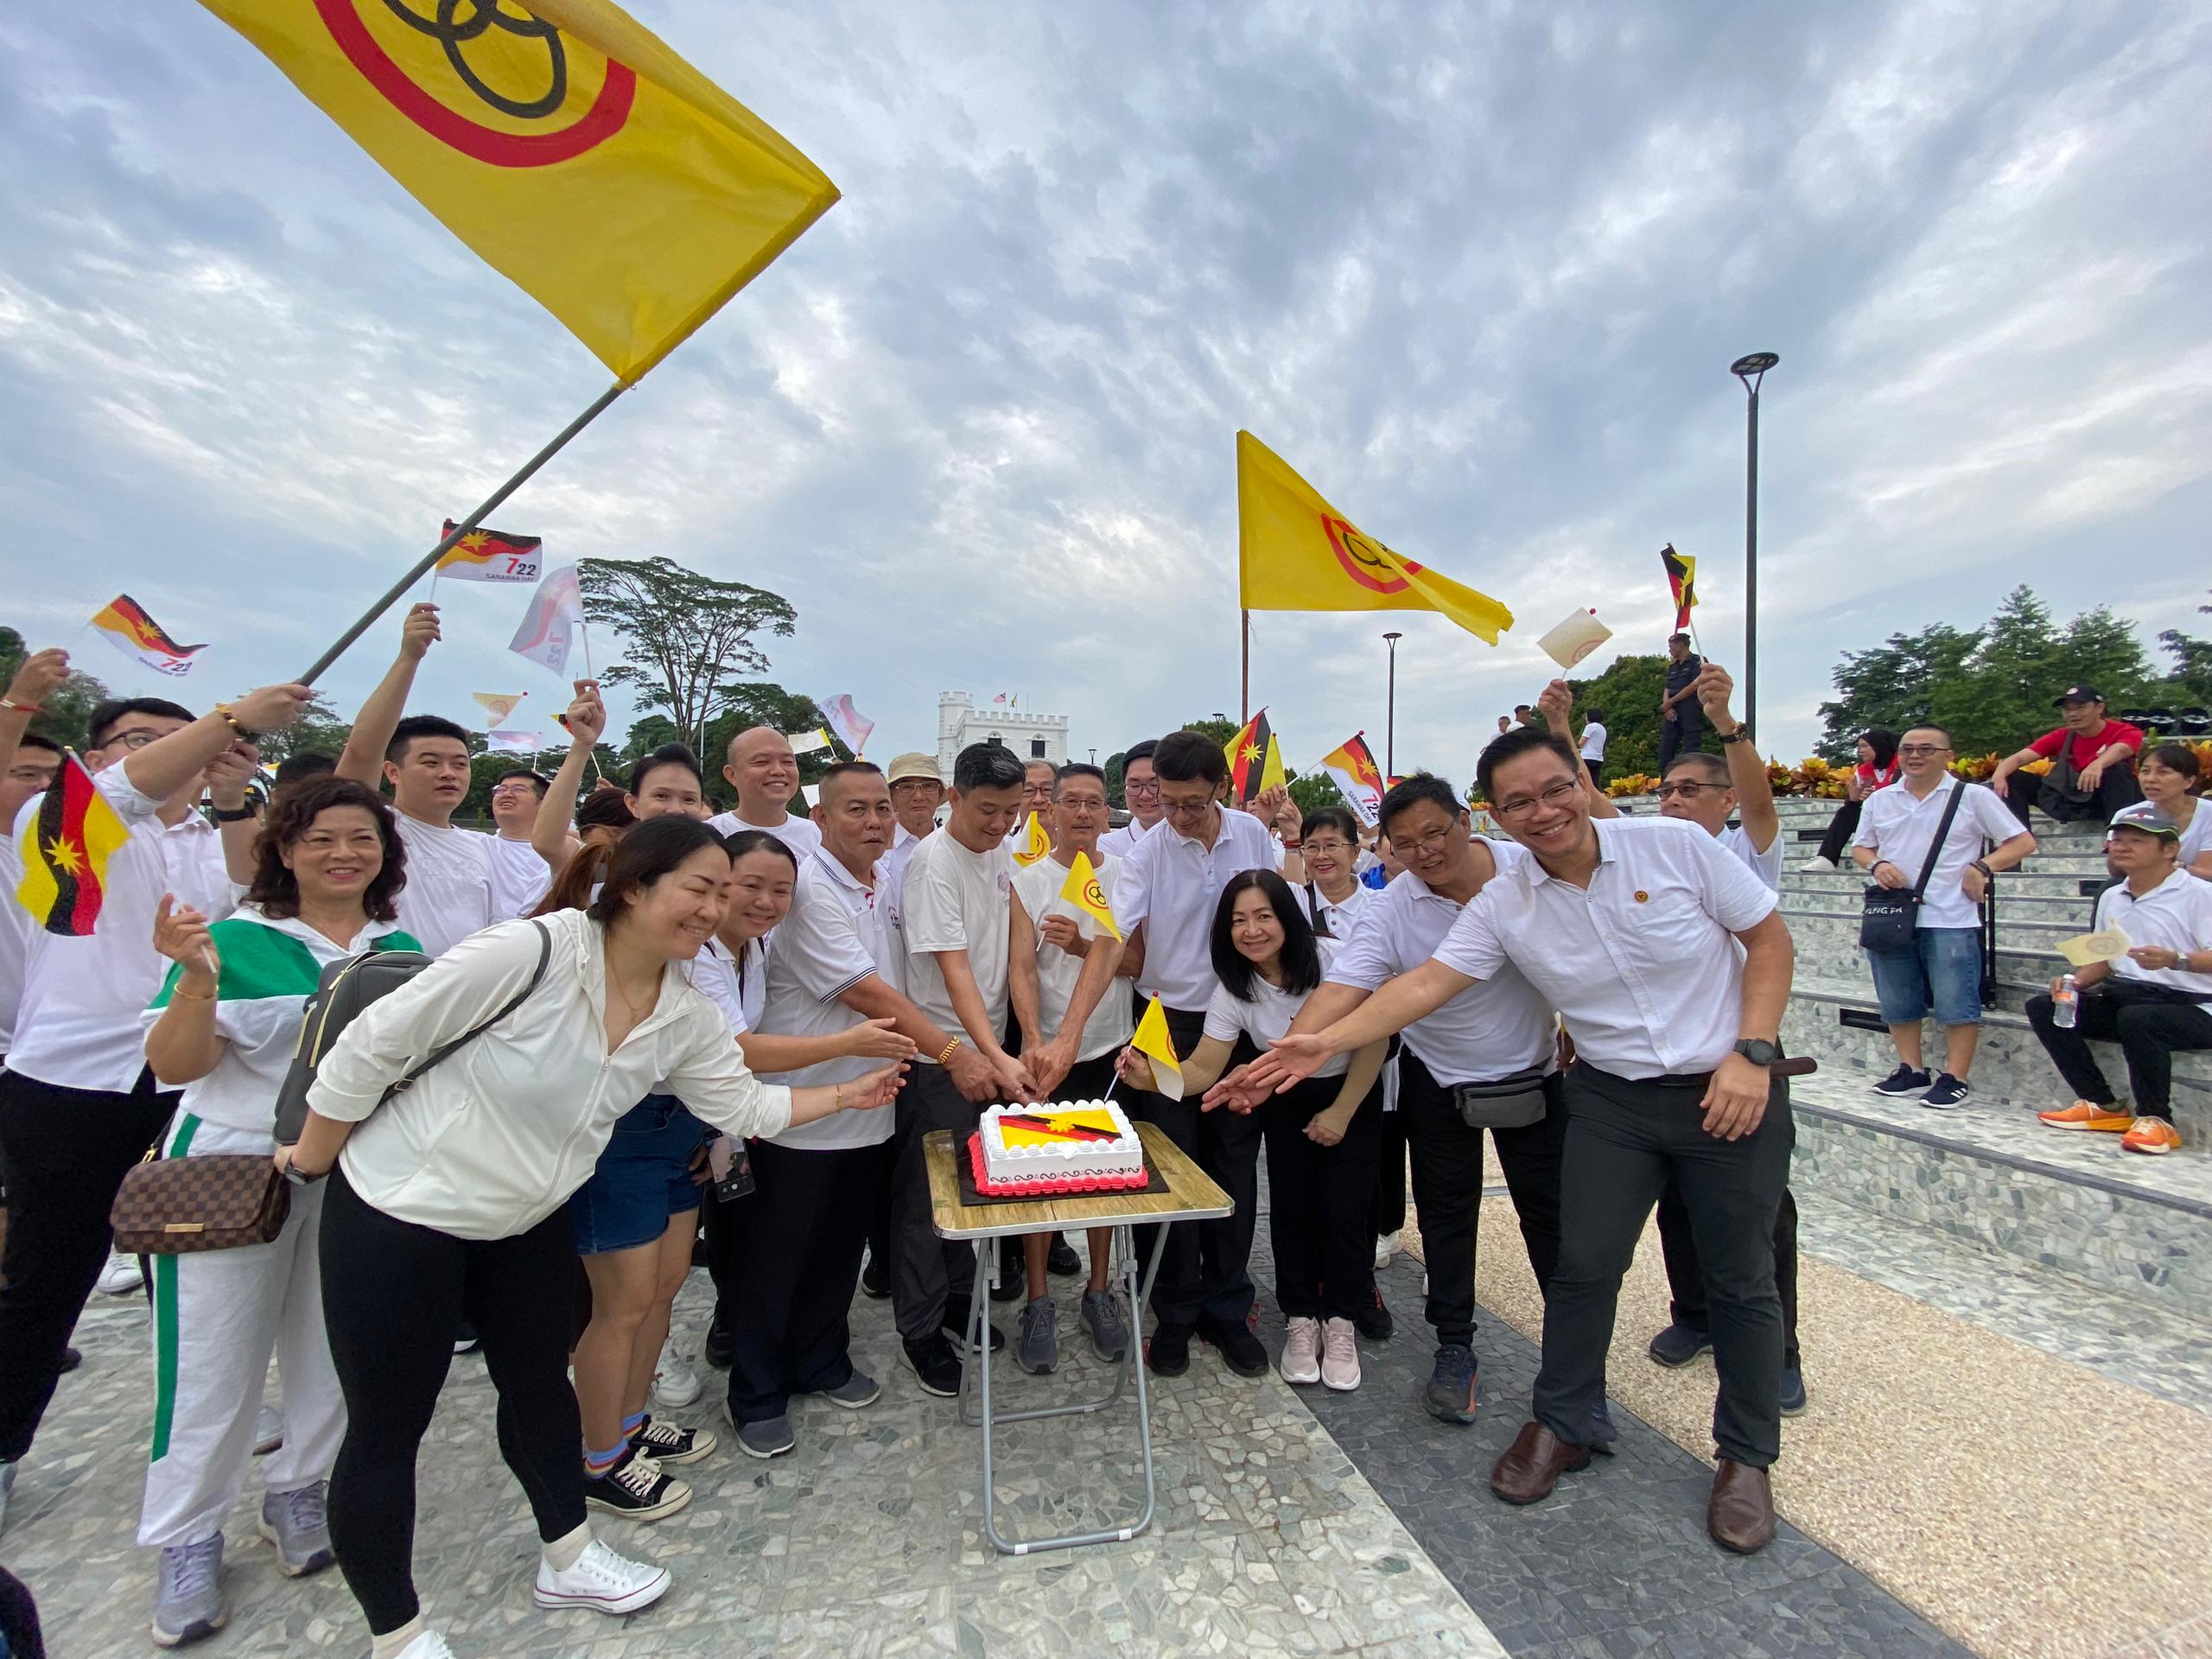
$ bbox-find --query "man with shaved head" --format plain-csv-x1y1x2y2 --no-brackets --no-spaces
710,726,822,858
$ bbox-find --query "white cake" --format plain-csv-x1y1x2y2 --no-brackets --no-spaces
976,1101,1146,1193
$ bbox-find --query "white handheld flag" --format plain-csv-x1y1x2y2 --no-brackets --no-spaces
485,731,545,756
820,694,874,756
507,567,586,677
787,727,833,755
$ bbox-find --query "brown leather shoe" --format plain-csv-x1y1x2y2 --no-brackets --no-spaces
1707,1459,1776,1554
1489,1421,1590,1505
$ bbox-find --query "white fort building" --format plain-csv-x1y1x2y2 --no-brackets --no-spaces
938,692,1070,779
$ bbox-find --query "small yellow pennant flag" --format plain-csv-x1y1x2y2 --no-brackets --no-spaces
1059,850,1122,941
1012,810,1052,868
1130,994,1185,1102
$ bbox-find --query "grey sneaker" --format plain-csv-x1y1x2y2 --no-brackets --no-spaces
257,1481,335,1576
821,1369,880,1409
736,1414,796,1459
1016,1296,1058,1376
152,1535,227,1648
1082,1288,1129,1361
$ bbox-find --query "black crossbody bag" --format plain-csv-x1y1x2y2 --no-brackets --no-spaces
1859,783,1965,953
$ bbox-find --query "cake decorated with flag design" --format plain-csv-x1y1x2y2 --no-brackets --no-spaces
971,1102,1147,1196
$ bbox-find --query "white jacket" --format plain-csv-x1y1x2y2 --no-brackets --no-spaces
310,910,791,1240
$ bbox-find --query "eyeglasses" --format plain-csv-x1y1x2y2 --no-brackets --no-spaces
1493,780,1582,820
1303,838,1354,856
1158,791,1214,817
1655,781,1718,800
104,729,165,752
1123,779,1160,797
1897,744,1951,758
1390,824,1463,855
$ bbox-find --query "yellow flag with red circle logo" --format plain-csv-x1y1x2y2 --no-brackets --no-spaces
200,0,840,384
1011,810,1052,869
1236,431,1513,645
1058,851,1122,942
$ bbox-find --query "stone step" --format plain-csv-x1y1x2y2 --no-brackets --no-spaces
1781,882,2097,921
1788,1071,2212,1322
1778,908,2082,979
1783,868,2109,905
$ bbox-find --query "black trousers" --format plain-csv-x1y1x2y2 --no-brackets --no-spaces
1656,1185,1802,1370
1535,1065,1792,1468
0,1066,174,1463
1657,709,1704,773
2025,979,2212,1120
887,1065,983,1344
1127,1004,1262,1329
1400,1053,1567,1348
726,1139,886,1423
320,1170,585,1637
1262,1073,1382,1321
1816,799,1864,866
2004,766,2143,828
1370,1071,1408,1243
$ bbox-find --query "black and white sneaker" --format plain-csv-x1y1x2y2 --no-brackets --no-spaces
900,1335,963,1398
584,1446,691,1521
1921,1072,1970,1110
629,1414,715,1466
1871,1064,1932,1098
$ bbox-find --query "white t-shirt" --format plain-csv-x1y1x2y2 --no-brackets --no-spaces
1011,852,1133,1064
1205,938,1351,1079
1097,817,1156,861
1718,823,1783,893
486,831,551,921
391,814,497,958
709,809,822,861
2176,801,2211,874
2098,869,2212,1009
901,828,1014,1057
758,851,901,1149
1853,777,2022,930
1580,721,1608,761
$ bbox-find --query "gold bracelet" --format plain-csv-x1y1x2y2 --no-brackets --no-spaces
213,702,257,741
170,982,216,1001
937,1036,963,1065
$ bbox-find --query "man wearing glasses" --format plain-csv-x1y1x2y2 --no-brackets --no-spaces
1098,738,1161,861
1246,725,1796,1554
485,768,553,920
1110,730,1275,1378
1853,723,2037,1109
1212,774,1565,1427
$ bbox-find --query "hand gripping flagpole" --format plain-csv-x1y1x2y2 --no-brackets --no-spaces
295,382,627,687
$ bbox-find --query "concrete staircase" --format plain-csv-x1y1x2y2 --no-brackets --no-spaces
1621,793,2212,1324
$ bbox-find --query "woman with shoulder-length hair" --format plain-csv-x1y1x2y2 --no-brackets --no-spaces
1801,728,1899,873
137,776,416,1648
287,817,904,1659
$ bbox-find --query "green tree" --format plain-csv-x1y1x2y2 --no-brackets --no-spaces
0,625,116,750
255,692,353,766
1816,623,1980,761
582,557,798,754
1287,770,1344,817
1180,716,1240,749
2155,588,2212,709
632,681,851,810
1563,652,1687,781
1103,749,1128,809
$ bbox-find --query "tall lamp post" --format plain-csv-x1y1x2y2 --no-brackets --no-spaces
1730,352,1778,743
1382,631,1403,777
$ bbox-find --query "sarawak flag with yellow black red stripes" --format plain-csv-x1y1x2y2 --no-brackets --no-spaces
1319,732,1385,826
16,753,131,937
1237,431,1514,645
200,0,840,384
437,520,542,582
90,595,207,678
1226,709,1286,803
1662,544,1697,632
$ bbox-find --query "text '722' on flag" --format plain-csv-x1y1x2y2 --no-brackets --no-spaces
436,520,542,582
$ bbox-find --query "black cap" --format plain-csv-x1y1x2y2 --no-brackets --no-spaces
2051,683,2104,708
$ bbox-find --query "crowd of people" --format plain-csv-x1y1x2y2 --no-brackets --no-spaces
0,607,2204,1656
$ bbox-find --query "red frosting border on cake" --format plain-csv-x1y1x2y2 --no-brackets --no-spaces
968,1132,1149,1198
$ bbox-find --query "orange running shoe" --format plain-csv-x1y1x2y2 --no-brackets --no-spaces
2121,1117,2182,1155
2037,1102,2134,1133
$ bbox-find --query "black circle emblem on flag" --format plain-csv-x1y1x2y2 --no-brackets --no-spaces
317,0,638,168
1320,516,1411,595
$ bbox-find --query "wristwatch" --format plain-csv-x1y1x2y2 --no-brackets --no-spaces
281,1160,327,1187
211,803,259,823
1732,1038,1781,1067
1716,729,1749,744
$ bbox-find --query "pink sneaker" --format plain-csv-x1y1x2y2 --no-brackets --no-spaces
1320,1318,1361,1391
1279,1318,1321,1385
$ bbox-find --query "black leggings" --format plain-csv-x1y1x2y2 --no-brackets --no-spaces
1262,1074,1382,1322
319,1170,586,1636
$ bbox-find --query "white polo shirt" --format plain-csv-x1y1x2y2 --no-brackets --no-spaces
1436,817,1778,1080
1011,850,1133,1064
879,823,921,967
709,809,823,861
1292,878,1372,942
1853,776,2020,930
9,766,235,1093
1206,938,1351,1079
1097,817,1156,861
683,936,764,1035
486,831,551,921
391,813,497,958
1718,823,1783,893
756,850,900,1150
0,836,28,1054
902,827,1014,1053
1111,806,1275,1011
2098,869,2212,1009
1326,846,1557,1085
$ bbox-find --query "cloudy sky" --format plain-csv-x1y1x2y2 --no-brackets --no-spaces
3,2,2208,780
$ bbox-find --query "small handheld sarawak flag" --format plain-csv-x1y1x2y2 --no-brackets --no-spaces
437,521,542,583
507,566,586,676
1130,995,1184,1101
1226,709,1286,803
16,753,131,937
1319,733,1385,826
472,691,527,724
199,0,840,385
1237,430,1514,645
90,595,207,679
1059,851,1122,941
1012,811,1052,868
1662,545,1697,632
819,694,874,757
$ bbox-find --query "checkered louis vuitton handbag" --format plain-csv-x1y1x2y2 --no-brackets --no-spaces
110,1152,289,1255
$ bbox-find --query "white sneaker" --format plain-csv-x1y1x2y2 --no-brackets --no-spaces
1320,1318,1361,1391
652,1341,702,1410
391,1634,460,1658
1280,1317,1322,1385
1373,1230,1401,1269
532,1536,671,1616
98,1252,145,1296
1797,855,1837,874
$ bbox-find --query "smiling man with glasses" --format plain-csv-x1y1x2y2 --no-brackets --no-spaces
1098,738,1162,860
486,769,553,920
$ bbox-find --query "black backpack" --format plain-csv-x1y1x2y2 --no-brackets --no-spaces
273,920,550,1145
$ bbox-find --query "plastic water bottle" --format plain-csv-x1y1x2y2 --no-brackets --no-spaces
2053,974,2078,1029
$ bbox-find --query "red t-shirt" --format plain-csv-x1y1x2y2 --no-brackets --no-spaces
2029,719,2143,772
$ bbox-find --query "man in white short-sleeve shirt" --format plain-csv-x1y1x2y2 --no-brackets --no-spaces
1248,726,1797,1554
880,751,946,956
1096,739,1161,861
1853,721,2037,1108
708,728,822,860
485,768,554,920
1107,730,1275,1377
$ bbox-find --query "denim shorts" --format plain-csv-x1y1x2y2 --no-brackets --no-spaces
570,1093,708,1255
1866,926,1983,1027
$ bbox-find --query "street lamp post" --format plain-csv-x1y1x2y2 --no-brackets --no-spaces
1382,632,1403,777
1730,352,1777,743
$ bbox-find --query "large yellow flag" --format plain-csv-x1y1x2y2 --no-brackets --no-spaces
1236,431,1514,645
201,0,840,384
